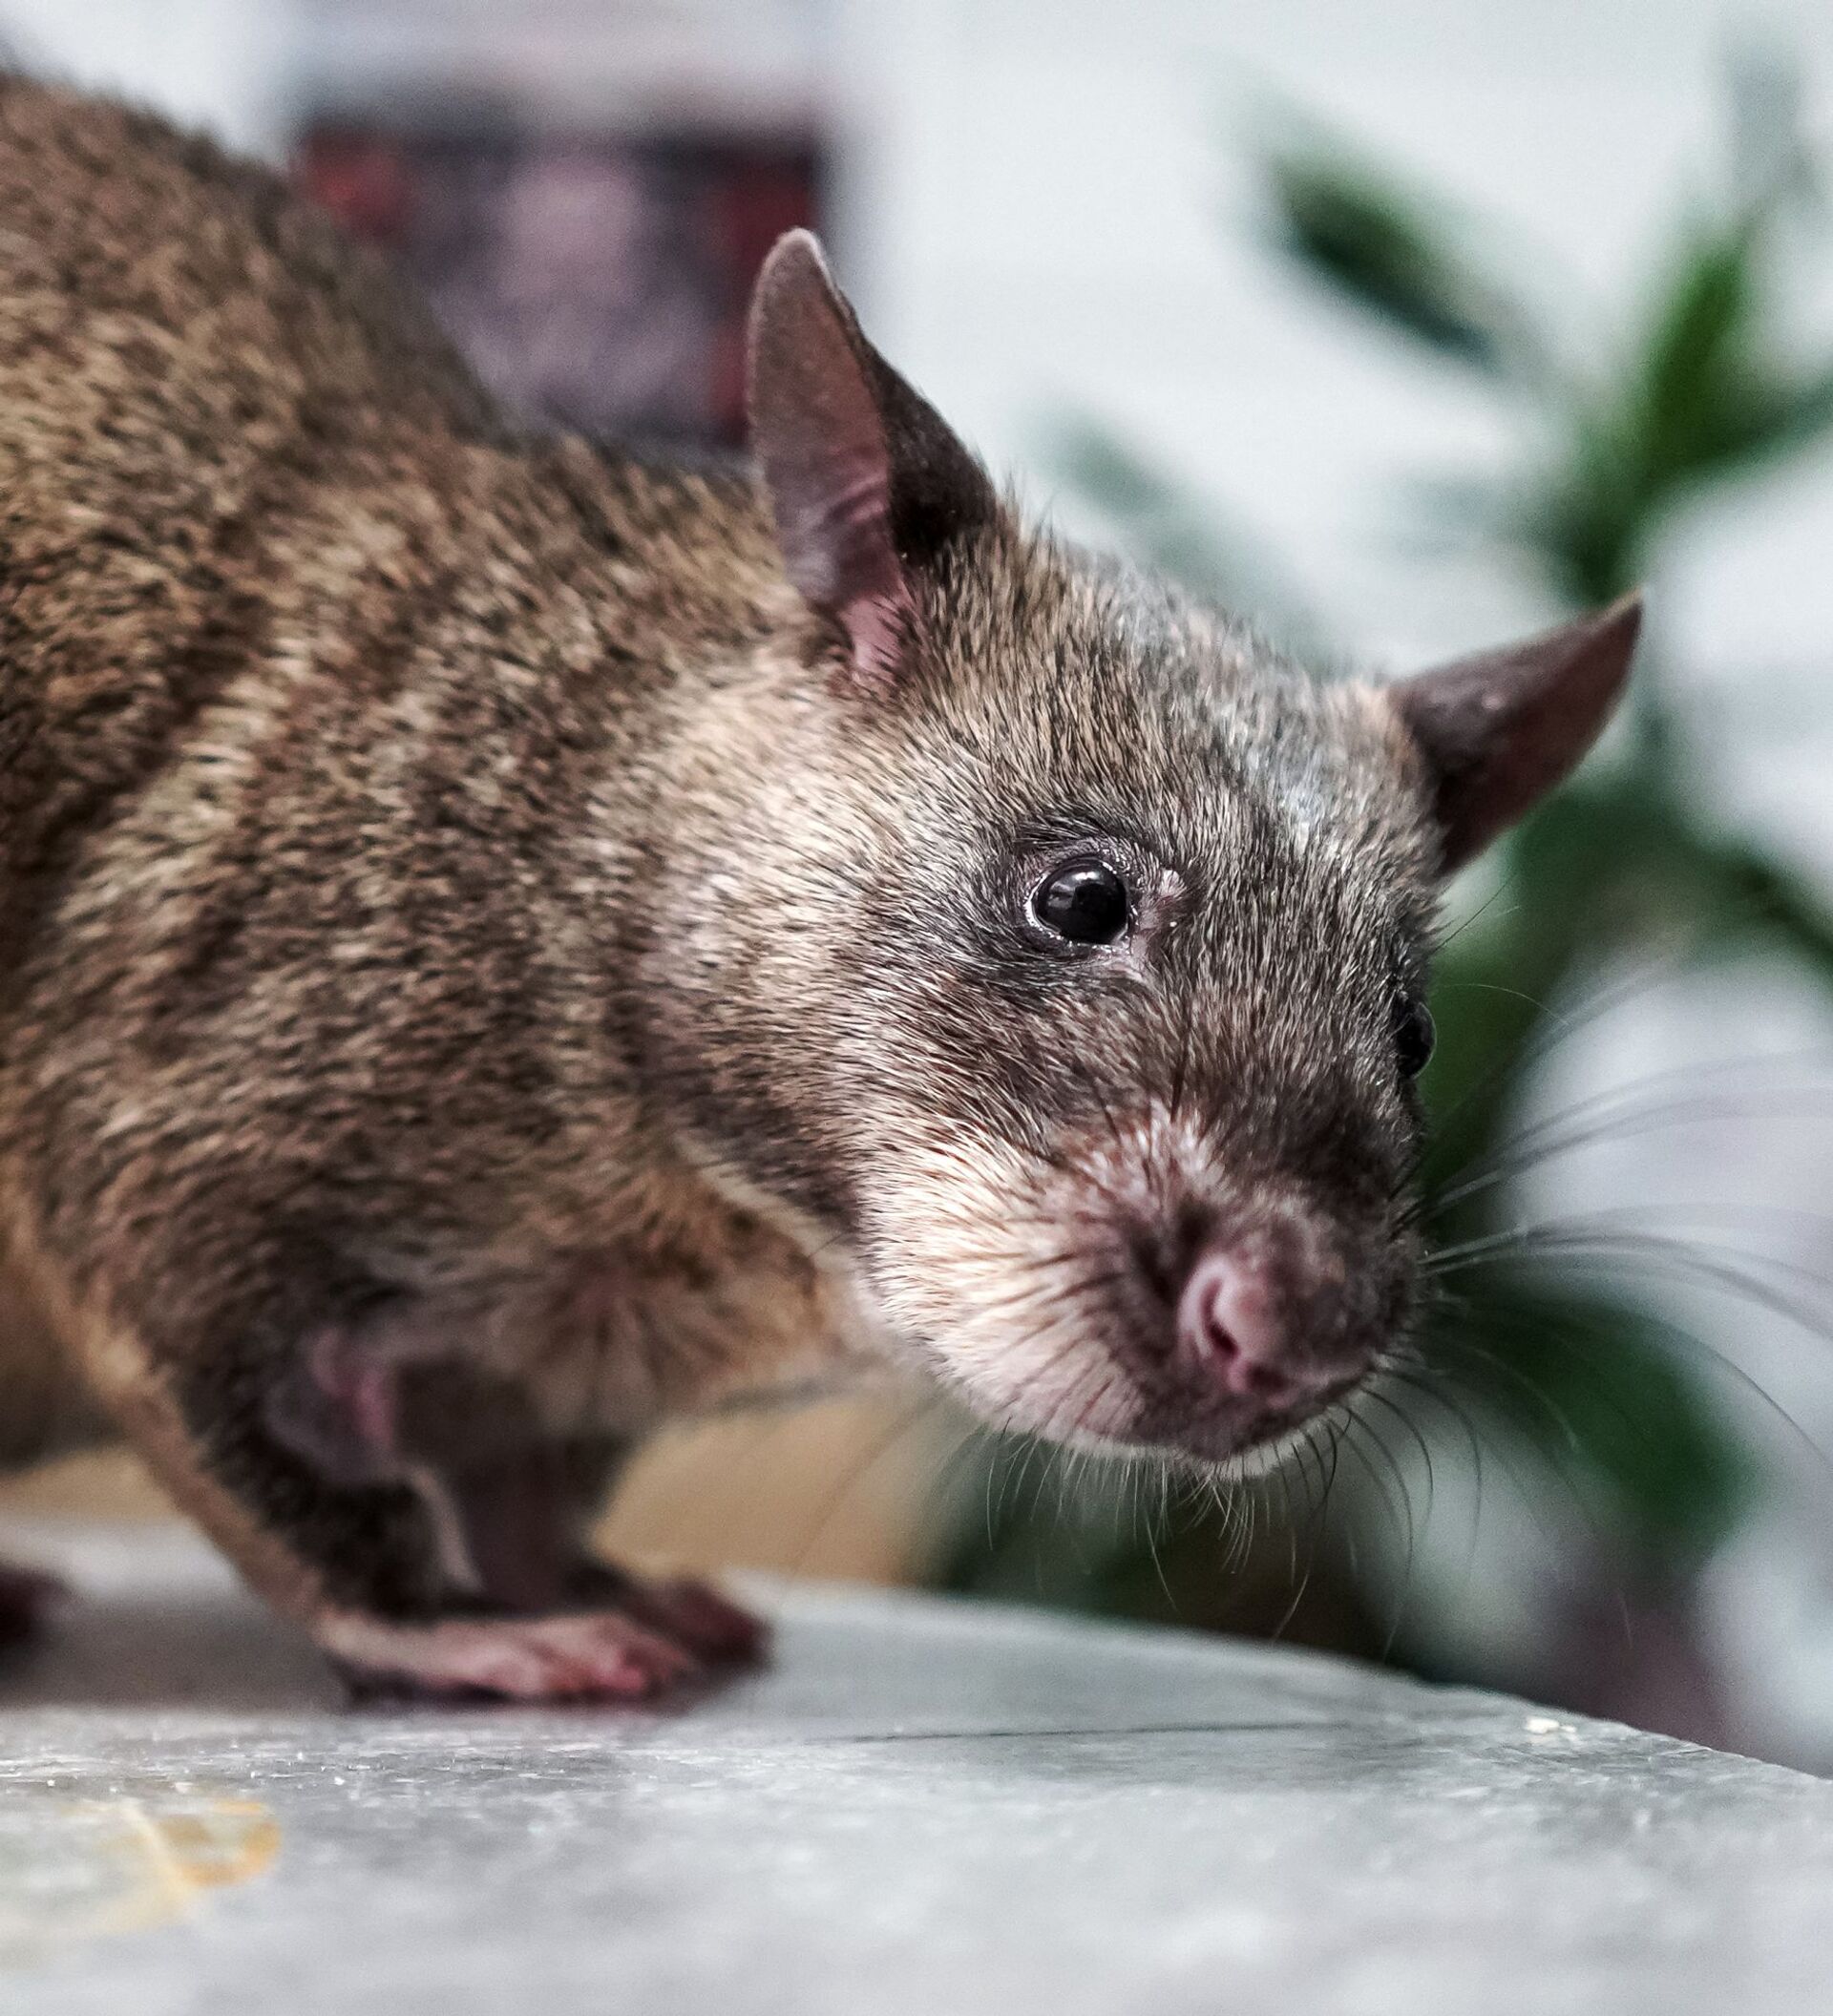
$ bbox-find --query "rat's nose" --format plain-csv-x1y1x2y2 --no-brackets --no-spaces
1176,1231,1355,1413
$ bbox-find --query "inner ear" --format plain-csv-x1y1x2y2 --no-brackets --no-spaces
746,230,1000,690
1386,594,1643,873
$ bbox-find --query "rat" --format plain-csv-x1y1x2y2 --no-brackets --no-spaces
0,76,1638,1700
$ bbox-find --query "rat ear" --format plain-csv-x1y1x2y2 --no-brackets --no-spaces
746,229,1000,689
1386,594,1644,874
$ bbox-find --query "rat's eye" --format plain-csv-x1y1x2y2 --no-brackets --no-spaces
1030,858,1131,946
1393,995,1436,1079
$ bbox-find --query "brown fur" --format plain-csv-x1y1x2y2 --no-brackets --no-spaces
0,79,1624,1694
0,80,871,1626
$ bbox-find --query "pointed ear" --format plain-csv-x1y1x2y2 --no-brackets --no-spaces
746,230,1001,689
1385,594,1644,874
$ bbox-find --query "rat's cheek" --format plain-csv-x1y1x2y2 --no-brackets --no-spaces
865,1242,1150,1441
918,1328,1149,1447
844,1133,1140,1424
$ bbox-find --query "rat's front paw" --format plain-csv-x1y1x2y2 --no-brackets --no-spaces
315,1606,710,1704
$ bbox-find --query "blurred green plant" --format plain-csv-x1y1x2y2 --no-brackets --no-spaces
933,64,1833,1665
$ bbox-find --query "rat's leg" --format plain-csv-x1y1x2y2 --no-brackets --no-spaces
436,1436,769,1670
265,1312,767,1693
74,1300,713,1703
295,1343,769,1685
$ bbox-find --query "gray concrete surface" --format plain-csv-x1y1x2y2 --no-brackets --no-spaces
0,1521,1828,2015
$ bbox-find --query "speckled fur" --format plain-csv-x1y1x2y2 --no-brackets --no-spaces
0,79,1445,1643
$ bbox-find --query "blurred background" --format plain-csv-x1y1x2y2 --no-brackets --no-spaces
11,0,1833,1770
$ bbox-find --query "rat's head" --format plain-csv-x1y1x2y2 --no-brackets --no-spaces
646,232,1639,1469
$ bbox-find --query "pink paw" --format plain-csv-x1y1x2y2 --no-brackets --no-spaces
315,1607,704,1704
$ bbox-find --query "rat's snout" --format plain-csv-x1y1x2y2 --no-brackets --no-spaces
880,1116,1414,1465
1174,1214,1369,1419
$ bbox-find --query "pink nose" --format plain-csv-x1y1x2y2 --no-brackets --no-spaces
1177,1243,1334,1412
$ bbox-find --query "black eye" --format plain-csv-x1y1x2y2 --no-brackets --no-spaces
1031,858,1131,946
1393,995,1435,1079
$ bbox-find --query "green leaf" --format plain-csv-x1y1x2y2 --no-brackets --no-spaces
1650,808,1833,986
1425,1271,1753,1562
1631,226,1764,483
1518,211,1833,598
1262,146,1528,374
1686,359,1833,473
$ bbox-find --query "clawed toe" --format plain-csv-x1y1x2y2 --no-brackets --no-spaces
629,1577,769,1664
564,1561,769,1667
318,1606,706,1705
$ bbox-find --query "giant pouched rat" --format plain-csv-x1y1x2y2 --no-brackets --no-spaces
0,76,1638,1699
